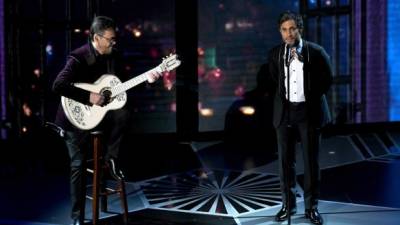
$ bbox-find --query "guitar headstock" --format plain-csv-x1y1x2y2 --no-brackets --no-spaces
159,53,181,72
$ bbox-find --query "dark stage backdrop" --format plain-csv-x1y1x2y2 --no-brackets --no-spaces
1,0,399,138
0,0,5,139
198,0,299,131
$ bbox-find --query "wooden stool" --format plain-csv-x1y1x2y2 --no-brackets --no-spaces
87,131,129,225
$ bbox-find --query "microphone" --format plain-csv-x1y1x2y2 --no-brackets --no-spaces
285,44,293,67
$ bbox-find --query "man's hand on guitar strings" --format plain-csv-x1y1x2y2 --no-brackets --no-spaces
147,70,162,83
90,92,105,106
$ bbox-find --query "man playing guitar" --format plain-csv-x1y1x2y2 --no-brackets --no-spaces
52,16,162,225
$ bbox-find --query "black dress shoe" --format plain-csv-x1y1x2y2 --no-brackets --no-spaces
305,208,323,225
275,205,297,222
107,158,125,180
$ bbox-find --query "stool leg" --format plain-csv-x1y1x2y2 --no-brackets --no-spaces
119,180,129,224
92,134,101,225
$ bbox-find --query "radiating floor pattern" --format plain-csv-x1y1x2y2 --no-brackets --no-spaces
137,170,293,216
1,130,400,224
236,200,400,225
87,165,400,225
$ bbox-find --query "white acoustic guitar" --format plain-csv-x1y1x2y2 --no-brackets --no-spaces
61,54,181,130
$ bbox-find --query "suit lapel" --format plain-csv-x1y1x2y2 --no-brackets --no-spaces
302,40,311,94
278,44,286,98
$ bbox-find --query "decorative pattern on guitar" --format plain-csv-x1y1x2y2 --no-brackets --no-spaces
61,54,180,130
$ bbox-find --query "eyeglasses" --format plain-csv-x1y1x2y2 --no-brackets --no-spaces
97,33,116,45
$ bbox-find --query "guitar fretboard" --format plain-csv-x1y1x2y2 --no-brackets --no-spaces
110,67,161,97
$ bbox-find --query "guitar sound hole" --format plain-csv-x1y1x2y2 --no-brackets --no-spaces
101,89,111,98
101,89,112,105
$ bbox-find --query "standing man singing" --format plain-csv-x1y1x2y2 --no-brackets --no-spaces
265,11,333,225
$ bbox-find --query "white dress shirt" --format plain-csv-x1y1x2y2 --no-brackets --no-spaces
284,39,305,103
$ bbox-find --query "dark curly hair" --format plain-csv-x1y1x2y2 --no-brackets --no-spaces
278,11,303,33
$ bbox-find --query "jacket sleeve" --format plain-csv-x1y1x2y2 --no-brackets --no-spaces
317,47,333,95
265,48,280,94
52,56,92,105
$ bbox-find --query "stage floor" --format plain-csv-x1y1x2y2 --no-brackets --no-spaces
1,131,400,225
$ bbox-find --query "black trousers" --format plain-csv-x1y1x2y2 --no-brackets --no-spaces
275,102,321,210
63,108,130,221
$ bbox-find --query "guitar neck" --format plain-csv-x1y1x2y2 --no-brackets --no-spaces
111,66,161,97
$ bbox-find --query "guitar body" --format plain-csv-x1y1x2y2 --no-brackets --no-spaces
61,74,127,130
61,53,180,130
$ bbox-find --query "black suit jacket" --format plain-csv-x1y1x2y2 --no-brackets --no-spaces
52,43,125,130
266,40,333,128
